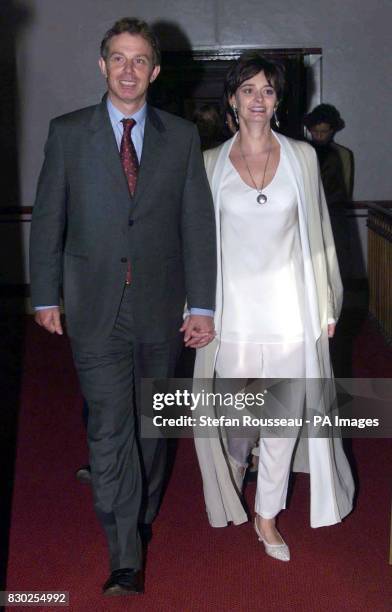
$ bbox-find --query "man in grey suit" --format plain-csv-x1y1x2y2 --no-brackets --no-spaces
30,17,216,596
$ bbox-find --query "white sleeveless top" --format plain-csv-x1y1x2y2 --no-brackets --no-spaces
219,150,305,343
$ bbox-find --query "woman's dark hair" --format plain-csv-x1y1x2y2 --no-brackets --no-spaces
223,52,285,127
100,17,161,66
303,104,345,132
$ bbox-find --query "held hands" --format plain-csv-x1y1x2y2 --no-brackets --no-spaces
180,315,216,349
34,307,63,335
34,309,334,343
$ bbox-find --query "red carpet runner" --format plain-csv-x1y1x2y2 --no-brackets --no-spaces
6,318,392,611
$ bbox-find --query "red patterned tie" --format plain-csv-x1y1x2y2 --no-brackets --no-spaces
120,118,139,284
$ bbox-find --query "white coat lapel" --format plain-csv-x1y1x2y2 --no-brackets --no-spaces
204,136,235,338
209,135,235,201
274,132,322,352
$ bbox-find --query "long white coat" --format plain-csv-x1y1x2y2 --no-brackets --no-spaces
194,132,354,528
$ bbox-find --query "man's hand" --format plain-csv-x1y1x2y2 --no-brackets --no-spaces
328,323,336,338
35,307,63,335
180,315,215,349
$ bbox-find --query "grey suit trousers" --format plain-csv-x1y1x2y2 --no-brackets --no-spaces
72,285,181,571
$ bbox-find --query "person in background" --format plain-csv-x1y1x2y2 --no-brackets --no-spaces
192,104,225,151
304,103,354,202
304,104,354,280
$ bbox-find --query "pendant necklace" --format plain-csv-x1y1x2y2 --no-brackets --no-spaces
239,138,272,204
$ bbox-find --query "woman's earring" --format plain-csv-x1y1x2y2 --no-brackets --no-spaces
274,108,280,128
232,105,239,126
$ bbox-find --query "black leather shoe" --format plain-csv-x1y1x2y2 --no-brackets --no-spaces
75,465,91,484
103,568,144,596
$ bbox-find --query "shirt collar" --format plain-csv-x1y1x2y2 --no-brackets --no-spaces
106,97,147,128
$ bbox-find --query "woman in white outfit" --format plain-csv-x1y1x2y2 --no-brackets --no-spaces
192,53,354,562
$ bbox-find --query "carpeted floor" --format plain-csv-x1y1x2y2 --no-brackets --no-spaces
4,314,392,611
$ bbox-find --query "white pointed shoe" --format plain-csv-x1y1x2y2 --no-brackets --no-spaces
254,518,290,562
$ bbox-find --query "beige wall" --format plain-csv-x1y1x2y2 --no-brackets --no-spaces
15,0,391,204
1,1,389,288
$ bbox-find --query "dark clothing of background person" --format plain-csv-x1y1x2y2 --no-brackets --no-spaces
304,104,354,282
313,142,348,206
312,142,351,281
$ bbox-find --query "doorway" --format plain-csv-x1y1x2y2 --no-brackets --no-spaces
149,47,322,139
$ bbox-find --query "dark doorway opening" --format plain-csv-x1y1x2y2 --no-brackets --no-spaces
150,47,321,140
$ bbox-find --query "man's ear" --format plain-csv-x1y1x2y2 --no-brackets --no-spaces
150,64,161,83
98,57,107,78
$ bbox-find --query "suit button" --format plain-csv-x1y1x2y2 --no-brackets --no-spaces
128,219,134,226
120,257,127,263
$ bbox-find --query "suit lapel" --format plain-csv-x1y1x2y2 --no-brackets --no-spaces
133,106,167,207
87,97,131,203
86,101,167,213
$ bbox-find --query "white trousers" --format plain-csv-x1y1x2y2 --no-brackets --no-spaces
215,340,305,519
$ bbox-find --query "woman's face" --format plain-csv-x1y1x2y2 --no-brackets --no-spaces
230,70,277,126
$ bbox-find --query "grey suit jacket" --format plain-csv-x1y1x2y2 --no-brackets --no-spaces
30,98,216,348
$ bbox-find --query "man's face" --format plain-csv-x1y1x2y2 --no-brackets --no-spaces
309,122,334,145
99,32,160,114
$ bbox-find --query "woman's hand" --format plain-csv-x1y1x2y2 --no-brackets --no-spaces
328,323,336,338
180,315,216,348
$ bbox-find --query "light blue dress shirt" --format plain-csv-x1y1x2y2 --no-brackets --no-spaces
107,97,145,161
36,98,213,318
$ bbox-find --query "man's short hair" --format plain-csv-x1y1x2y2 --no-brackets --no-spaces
100,17,161,66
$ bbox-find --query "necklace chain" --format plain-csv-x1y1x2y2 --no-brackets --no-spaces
239,137,272,204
